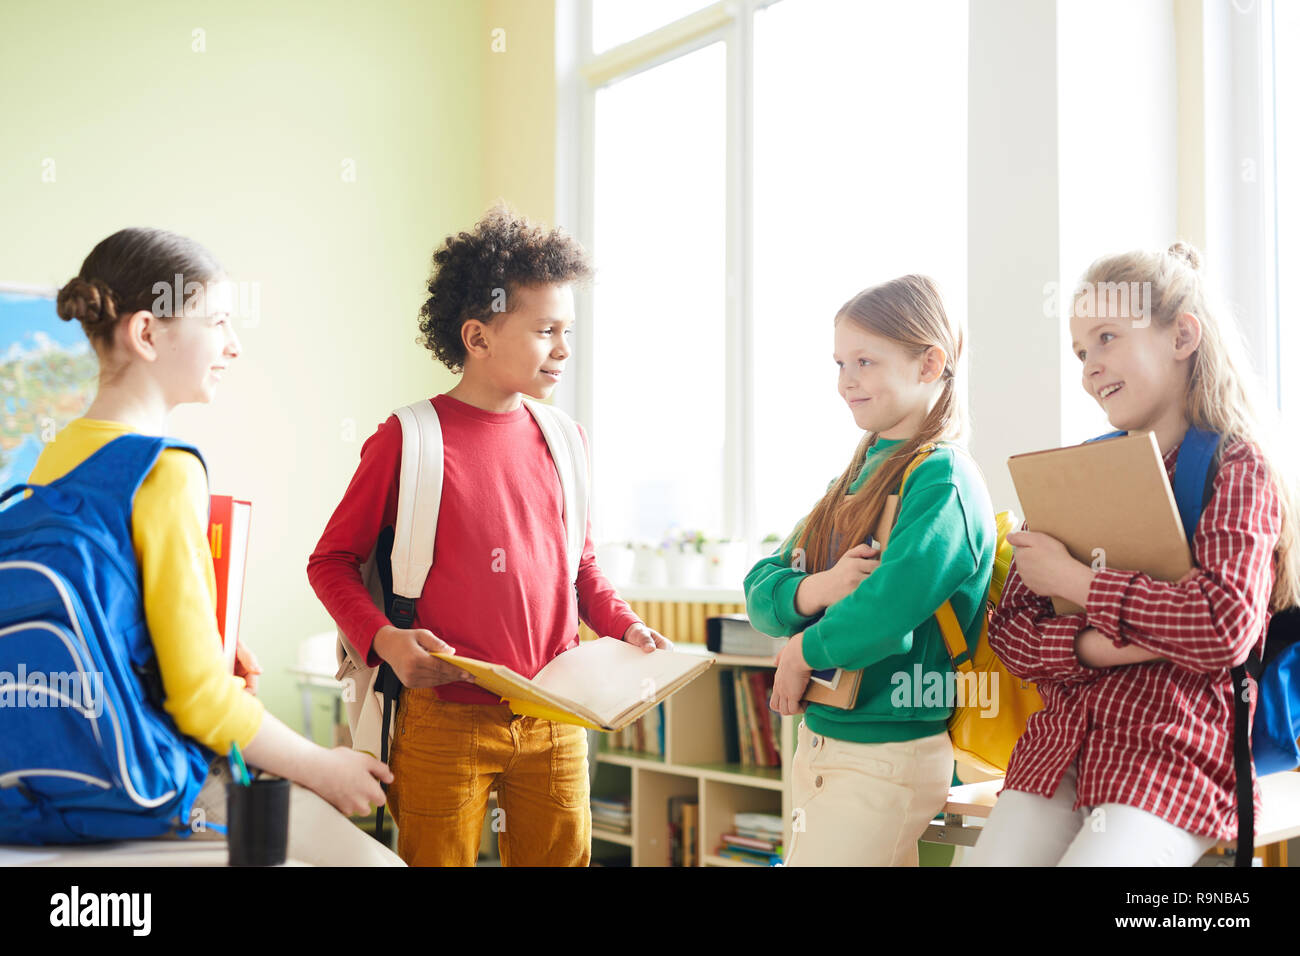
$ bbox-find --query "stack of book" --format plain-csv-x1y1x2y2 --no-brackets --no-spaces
668,795,699,866
706,614,785,656
715,811,784,865
591,796,631,836
720,669,781,768
606,702,665,757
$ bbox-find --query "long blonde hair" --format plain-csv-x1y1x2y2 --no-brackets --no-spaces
1075,242,1300,610
794,275,965,573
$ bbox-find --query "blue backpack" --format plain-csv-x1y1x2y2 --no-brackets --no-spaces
1094,426,1300,863
0,434,214,843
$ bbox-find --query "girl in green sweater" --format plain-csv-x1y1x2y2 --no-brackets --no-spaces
744,274,995,866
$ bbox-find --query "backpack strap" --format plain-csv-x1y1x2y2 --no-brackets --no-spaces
1169,428,1258,868
1170,426,1221,548
389,401,444,618
49,433,208,517
1085,430,1127,443
893,443,977,670
373,400,444,844
523,399,589,585
1089,427,1255,864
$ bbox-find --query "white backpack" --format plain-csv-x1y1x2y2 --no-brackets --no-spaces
333,397,590,765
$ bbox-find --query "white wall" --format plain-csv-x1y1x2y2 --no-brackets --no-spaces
967,0,1181,513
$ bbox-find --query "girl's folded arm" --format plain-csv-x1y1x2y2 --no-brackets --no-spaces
744,521,821,638
134,450,264,755
1082,445,1281,673
988,557,1098,683
798,479,975,673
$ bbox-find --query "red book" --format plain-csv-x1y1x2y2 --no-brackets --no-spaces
748,670,778,766
208,495,252,672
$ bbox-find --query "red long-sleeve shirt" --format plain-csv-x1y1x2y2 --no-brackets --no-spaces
307,393,642,705
990,438,1281,841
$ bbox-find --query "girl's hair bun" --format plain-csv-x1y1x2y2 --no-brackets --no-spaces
56,277,117,328
1167,241,1202,271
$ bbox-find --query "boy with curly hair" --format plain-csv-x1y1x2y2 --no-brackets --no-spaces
308,205,670,866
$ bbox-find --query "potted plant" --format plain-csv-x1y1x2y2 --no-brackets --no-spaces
663,528,707,588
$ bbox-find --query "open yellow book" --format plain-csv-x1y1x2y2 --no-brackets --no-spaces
432,637,714,731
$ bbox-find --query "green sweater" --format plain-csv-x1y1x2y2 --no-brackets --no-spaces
744,438,995,744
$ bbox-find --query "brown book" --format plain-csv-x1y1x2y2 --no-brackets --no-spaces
1006,430,1192,615
802,495,900,709
682,802,698,867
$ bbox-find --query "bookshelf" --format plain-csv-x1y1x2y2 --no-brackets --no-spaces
581,591,793,867
590,643,793,866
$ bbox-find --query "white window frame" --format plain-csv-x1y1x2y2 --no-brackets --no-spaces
555,0,784,547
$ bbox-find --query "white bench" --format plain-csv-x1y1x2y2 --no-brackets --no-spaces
0,841,310,866
923,770,1300,866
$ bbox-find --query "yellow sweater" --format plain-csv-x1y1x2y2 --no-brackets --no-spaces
28,418,264,753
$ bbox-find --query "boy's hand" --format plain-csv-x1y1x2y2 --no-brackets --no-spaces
372,624,477,688
622,622,673,653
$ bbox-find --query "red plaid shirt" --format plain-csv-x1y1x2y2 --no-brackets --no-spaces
990,437,1281,841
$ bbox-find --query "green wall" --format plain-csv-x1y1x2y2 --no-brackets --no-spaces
0,0,488,735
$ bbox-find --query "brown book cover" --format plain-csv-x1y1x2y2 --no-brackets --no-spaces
1006,430,1192,615
682,802,698,867
802,494,900,709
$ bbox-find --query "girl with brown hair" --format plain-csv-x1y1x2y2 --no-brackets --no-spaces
745,274,996,866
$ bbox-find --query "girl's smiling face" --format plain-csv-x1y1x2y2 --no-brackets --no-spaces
833,318,944,439
1069,302,1199,435
162,278,242,404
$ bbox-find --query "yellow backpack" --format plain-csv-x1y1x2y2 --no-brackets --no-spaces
899,445,1042,776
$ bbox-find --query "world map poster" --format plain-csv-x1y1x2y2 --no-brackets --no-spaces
0,287,97,490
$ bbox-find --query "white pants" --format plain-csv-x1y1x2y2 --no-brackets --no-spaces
962,759,1217,866
171,758,405,867
784,720,953,866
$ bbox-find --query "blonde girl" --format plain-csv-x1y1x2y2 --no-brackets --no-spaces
969,242,1298,866
745,274,996,866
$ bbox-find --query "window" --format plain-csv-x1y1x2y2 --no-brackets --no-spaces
590,42,727,542
568,0,970,571
1273,0,1299,428
751,0,968,540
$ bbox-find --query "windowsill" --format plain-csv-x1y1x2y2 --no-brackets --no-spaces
613,585,746,604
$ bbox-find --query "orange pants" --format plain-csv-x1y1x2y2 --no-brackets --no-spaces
387,690,591,866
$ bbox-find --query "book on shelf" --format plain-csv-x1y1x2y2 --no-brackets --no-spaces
706,614,785,657
716,810,785,865
207,494,252,672
592,793,632,836
721,668,781,768
803,493,901,709
721,832,783,853
432,636,713,731
735,811,784,836
717,844,782,865
667,795,699,866
1007,430,1192,614
720,671,740,763
682,802,698,867
607,702,665,756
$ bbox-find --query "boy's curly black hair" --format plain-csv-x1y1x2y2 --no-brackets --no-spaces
418,204,593,373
